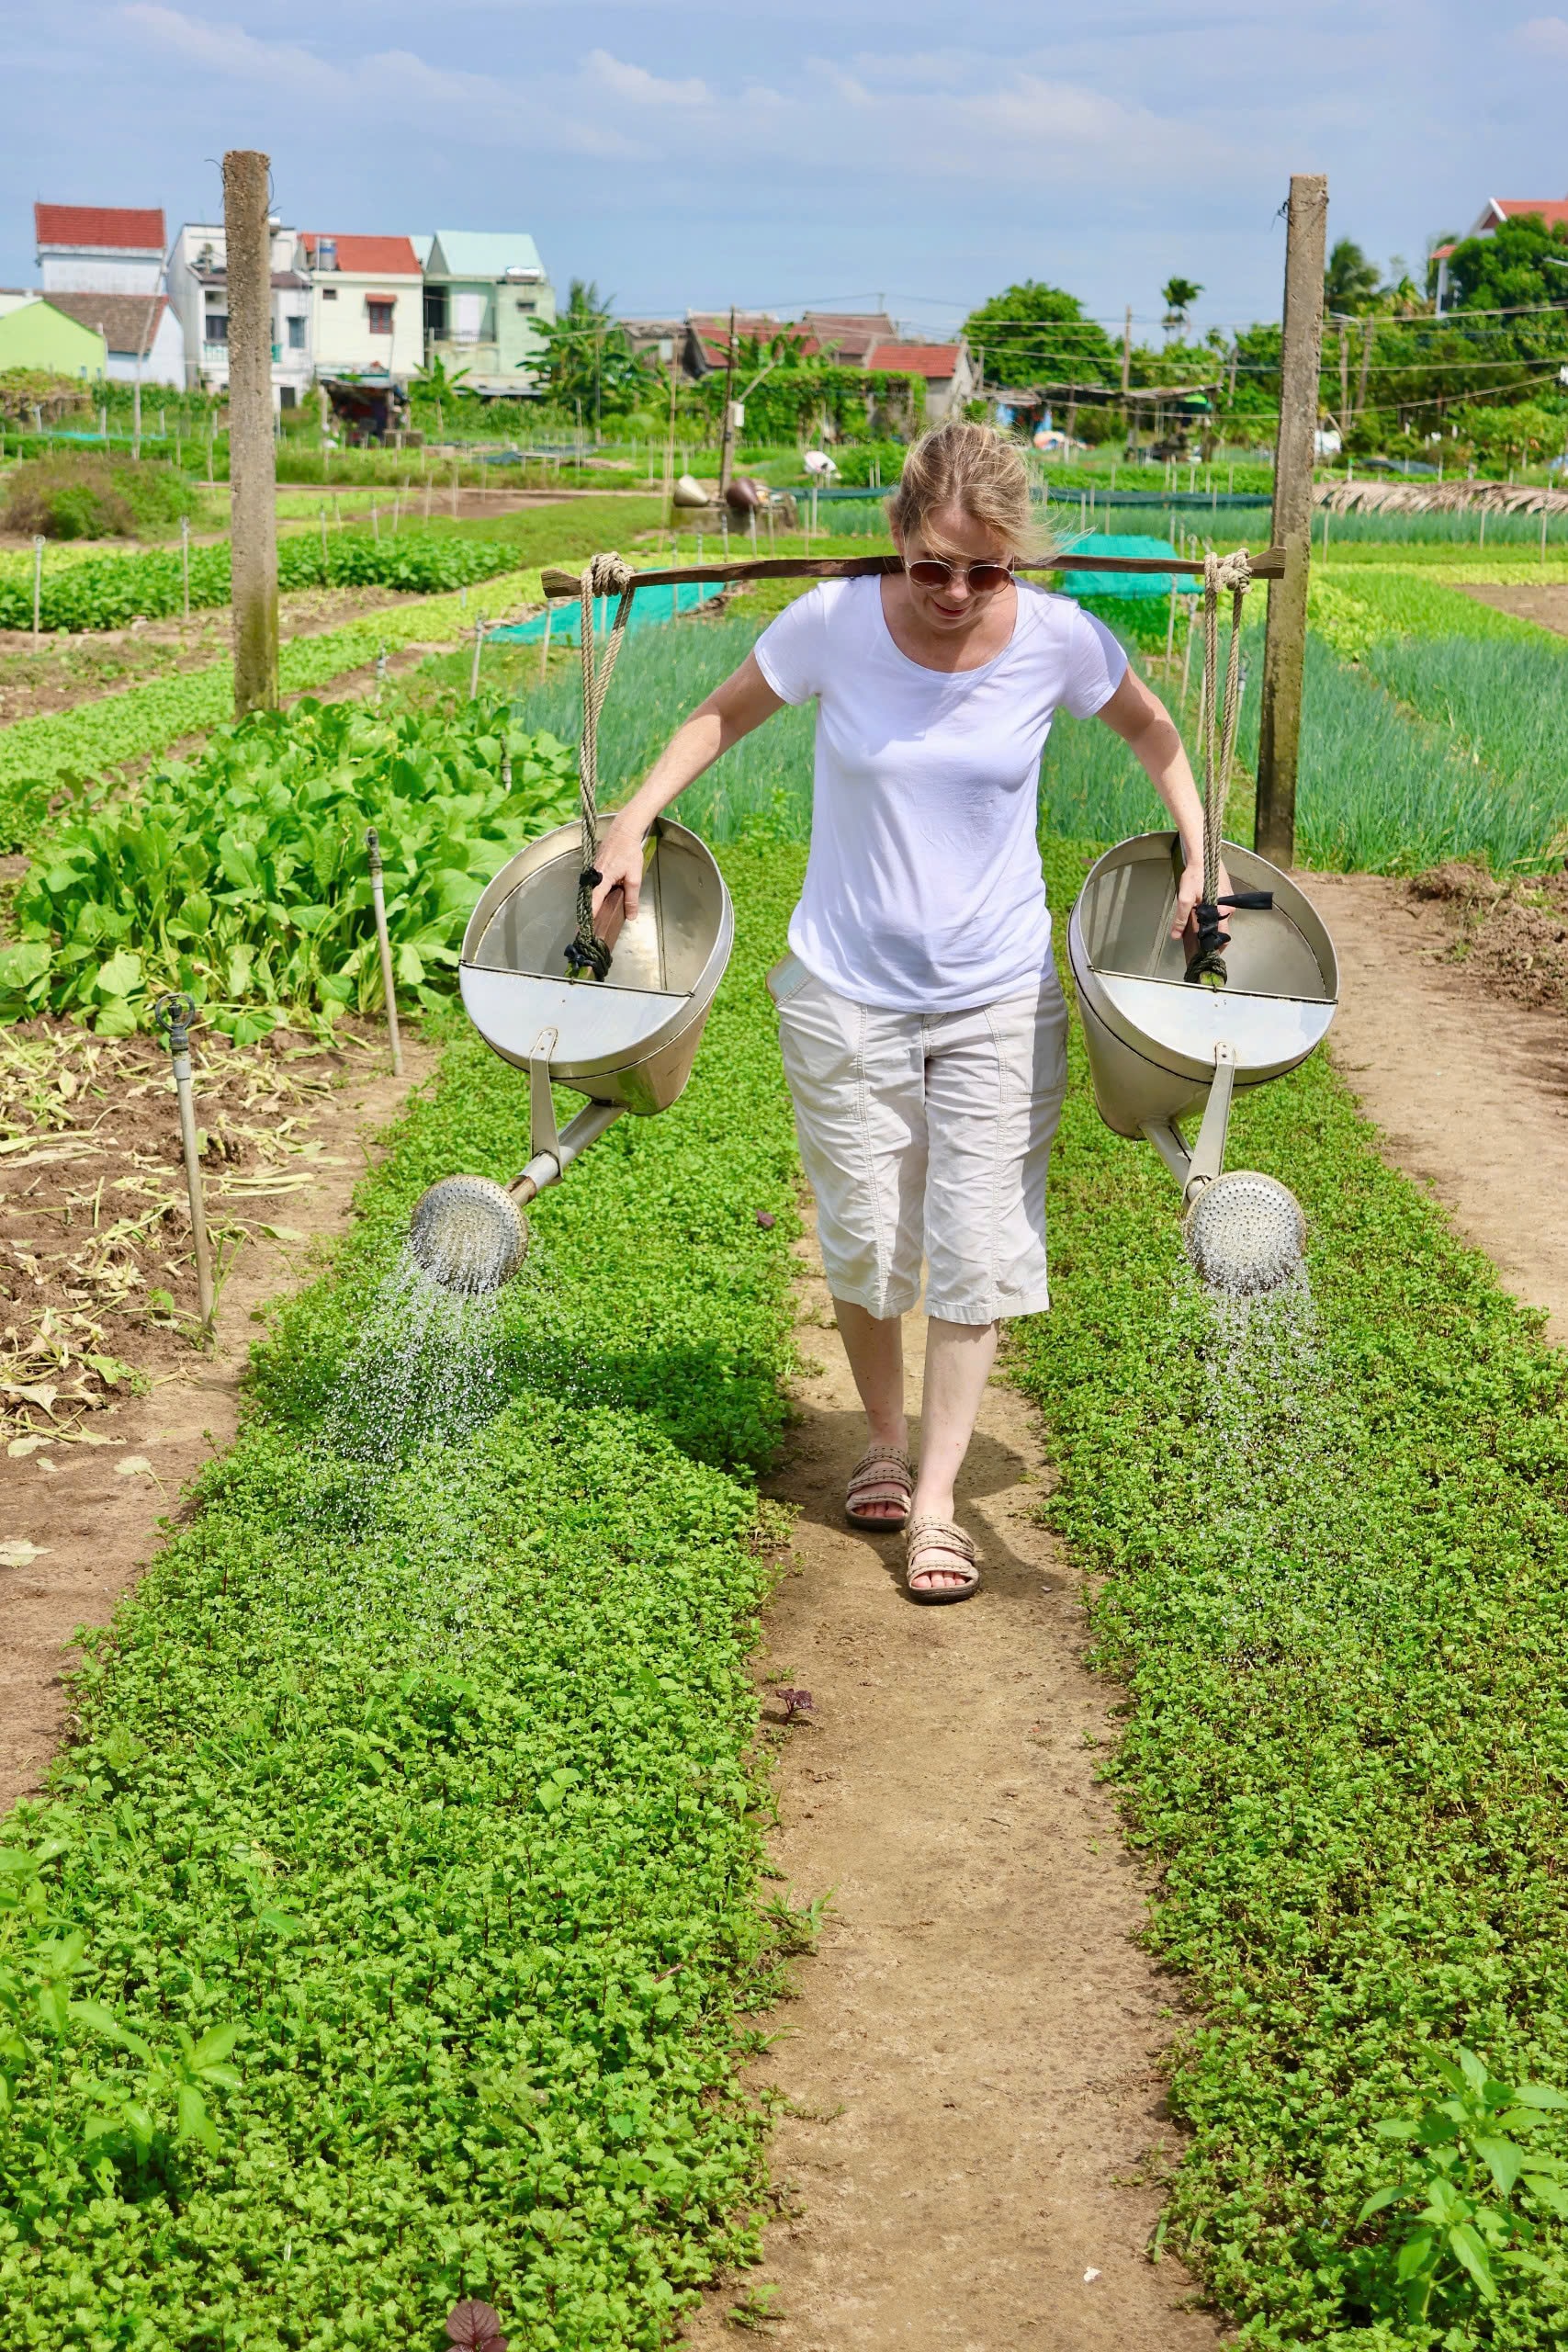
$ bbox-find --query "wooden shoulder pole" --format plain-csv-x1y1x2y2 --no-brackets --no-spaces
1255,172,1327,867
224,149,278,717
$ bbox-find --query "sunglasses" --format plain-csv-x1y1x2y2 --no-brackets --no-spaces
905,554,1015,594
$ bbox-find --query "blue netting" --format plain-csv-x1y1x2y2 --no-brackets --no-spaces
484,580,728,642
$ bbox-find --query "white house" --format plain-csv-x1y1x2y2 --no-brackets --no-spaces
299,234,423,382
167,221,314,408
32,203,185,384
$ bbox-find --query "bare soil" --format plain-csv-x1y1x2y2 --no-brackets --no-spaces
1408,861,1568,1016
1307,870,1568,1341
680,1227,1219,2352
0,585,437,728
1455,581,1568,637
0,1023,432,1815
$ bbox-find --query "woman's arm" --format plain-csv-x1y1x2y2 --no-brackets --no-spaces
1095,667,1231,939
590,650,786,921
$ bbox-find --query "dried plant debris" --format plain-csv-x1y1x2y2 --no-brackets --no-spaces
0,1018,369,1435
1411,861,1568,1013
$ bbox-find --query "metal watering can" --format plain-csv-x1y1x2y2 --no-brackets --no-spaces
1067,831,1338,1294
408,816,734,1292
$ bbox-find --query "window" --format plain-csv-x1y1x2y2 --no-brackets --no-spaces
288,314,307,349
514,298,536,312
367,299,394,336
206,313,229,344
321,287,337,302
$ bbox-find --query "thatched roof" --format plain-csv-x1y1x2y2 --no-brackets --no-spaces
1317,479,1568,514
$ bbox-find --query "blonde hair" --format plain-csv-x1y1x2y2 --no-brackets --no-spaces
886,420,1047,558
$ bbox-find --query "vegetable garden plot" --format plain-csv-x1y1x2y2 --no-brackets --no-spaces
1015,840,1568,2344
0,844,802,2348
0,698,579,1039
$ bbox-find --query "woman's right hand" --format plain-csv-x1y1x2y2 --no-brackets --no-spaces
591,824,646,923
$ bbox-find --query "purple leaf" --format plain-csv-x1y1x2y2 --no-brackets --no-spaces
446,2302,506,2352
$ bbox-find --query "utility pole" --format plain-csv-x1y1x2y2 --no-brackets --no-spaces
1121,304,1132,394
224,149,278,717
1255,173,1328,867
717,305,739,497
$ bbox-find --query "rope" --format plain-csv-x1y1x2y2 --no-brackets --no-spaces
1186,548,1252,984
566,552,637,979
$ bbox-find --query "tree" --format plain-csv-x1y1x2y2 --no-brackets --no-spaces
961,281,1119,390
1324,239,1382,315
533,280,647,423
1160,277,1203,340
1455,400,1559,469
1441,213,1568,316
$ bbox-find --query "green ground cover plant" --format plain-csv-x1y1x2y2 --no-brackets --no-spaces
0,841,807,2346
1011,841,1568,2343
0,568,546,852
0,699,578,1039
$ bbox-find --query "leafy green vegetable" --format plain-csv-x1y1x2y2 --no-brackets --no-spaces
0,564,543,852
0,529,527,634
0,843,804,2344
3,698,578,1039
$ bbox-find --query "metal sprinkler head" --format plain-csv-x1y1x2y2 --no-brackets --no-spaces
409,1174,528,1295
1183,1170,1306,1296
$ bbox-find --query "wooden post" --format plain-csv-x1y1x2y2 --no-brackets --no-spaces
223,150,278,718
180,514,190,617
1256,172,1328,867
718,307,738,497
31,535,43,647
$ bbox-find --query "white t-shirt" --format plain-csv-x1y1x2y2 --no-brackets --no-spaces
754,577,1127,1012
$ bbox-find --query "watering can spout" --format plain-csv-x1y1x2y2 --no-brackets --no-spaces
1067,832,1337,1295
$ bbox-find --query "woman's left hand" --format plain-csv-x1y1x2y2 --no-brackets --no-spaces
1171,854,1235,943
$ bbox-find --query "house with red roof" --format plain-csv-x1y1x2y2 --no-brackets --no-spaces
32,203,185,384
1433,195,1568,311
863,339,975,422
300,233,423,382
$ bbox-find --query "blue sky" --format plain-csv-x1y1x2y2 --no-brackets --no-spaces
8,2,1568,336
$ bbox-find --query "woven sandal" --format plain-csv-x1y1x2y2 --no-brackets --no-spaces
904,1514,980,1605
844,1445,915,1532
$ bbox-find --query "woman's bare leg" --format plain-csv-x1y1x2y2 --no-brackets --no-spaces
831,1298,908,1521
908,1317,998,1590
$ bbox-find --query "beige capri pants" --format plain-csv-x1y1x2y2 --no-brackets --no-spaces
770,956,1070,1326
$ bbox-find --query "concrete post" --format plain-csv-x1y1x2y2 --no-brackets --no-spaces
1256,173,1328,867
223,149,278,717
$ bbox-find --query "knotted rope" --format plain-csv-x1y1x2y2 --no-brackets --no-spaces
1185,548,1253,984
565,552,637,979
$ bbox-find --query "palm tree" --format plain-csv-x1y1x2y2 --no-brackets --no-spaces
1323,239,1382,316
1161,277,1203,343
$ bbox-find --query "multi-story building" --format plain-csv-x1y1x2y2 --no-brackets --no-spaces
300,234,423,382
32,203,185,384
417,232,555,395
167,220,314,407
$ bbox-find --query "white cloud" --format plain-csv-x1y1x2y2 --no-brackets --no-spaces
583,49,712,107
119,3,337,88
1514,13,1568,56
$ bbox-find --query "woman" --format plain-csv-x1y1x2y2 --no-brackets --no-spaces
592,422,1220,1603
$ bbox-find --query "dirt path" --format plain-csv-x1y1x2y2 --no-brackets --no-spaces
1307,872,1568,1342
0,1038,434,1816
681,1227,1217,2352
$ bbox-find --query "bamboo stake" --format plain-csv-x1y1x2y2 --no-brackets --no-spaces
152,994,215,1330
31,534,43,647
181,515,190,618
469,617,485,699
1165,581,1178,673
539,600,554,681
365,829,403,1077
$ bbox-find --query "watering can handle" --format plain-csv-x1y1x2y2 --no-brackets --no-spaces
1217,890,1274,912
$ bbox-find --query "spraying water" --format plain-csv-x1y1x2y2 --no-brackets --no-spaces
319,1245,510,1473
1176,1250,1342,1668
